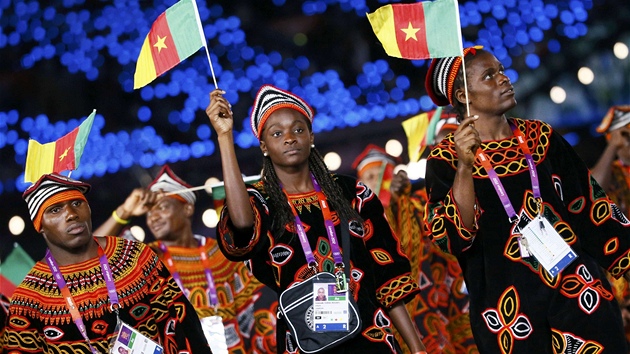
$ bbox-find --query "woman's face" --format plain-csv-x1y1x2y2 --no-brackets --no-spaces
259,108,314,170
456,50,517,117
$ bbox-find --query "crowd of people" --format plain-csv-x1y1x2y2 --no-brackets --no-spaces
2,45,630,354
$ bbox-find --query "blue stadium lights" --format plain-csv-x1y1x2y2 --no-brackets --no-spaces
0,0,604,195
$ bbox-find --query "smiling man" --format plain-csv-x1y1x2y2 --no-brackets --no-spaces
94,165,278,354
2,173,211,354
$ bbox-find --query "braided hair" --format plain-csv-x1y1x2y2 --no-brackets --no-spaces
260,148,363,239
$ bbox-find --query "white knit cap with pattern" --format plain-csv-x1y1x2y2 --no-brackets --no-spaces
250,84,314,140
596,105,630,134
148,165,196,204
23,173,91,222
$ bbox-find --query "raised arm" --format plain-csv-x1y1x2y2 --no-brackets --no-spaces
205,89,254,231
93,188,158,236
591,127,630,190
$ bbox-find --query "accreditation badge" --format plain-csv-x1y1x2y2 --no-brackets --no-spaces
110,321,163,354
312,281,350,332
520,215,578,277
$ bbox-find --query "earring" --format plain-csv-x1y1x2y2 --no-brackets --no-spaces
310,144,315,148
263,152,268,157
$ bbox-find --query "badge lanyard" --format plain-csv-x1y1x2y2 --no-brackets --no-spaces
158,241,219,308
475,121,542,223
46,238,120,354
281,174,346,291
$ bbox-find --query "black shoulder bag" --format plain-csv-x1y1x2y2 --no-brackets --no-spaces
278,217,361,353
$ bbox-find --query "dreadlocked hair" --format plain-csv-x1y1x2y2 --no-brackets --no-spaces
260,147,363,239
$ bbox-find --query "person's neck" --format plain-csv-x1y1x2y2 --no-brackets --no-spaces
47,238,99,267
160,231,198,248
275,167,314,194
477,115,512,142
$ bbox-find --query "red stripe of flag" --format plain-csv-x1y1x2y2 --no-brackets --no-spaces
53,127,78,172
149,13,181,76
393,4,430,59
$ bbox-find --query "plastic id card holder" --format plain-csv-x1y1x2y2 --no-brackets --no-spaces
200,315,229,354
312,281,349,332
110,322,163,354
520,215,578,277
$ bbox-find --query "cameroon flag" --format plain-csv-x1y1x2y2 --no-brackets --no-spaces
367,0,462,60
134,0,206,89
24,110,95,183
0,243,35,298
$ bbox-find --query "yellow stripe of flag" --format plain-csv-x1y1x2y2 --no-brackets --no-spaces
366,5,402,58
24,140,56,183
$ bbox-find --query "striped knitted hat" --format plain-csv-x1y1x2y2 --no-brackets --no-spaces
425,46,483,106
250,84,314,140
23,173,91,231
148,165,196,205
596,105,630,134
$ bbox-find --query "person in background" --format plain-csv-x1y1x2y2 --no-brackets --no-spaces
2,173,210,353
206,84,427,353
94,164,278,354
353,127,477,354
424,46,630,353
590,104,630,348
591,105,630,212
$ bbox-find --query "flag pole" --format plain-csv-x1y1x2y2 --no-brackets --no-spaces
162,185,211,196
191,0,218,89
452,0,471,118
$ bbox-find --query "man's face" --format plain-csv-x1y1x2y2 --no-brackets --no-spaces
40,198,92,252
146,197,190,241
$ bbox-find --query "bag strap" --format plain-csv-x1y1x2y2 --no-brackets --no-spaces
341,216,351,281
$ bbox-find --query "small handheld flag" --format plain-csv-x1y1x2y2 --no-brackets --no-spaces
24,110,96,183
401,110,432,164
367,0,463,60
134,0,216,89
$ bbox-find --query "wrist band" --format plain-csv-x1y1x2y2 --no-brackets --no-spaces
112,210,130,225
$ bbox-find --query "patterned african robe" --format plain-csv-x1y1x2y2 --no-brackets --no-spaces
148,235,277,354
217,174,419,354
2,236,211,354
425,118,630,354
387,189,477,354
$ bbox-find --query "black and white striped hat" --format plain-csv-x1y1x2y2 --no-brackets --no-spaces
250,84,314,140
148,165,196,204
23,173,91,223
425,46,483,107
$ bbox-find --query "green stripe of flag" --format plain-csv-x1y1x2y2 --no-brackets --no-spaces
74,109,95,168
425,0,462,58
166,0,205,61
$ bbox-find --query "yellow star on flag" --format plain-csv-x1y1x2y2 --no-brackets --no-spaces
153,35,168,52
400,22,420,41
58,147,70,161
